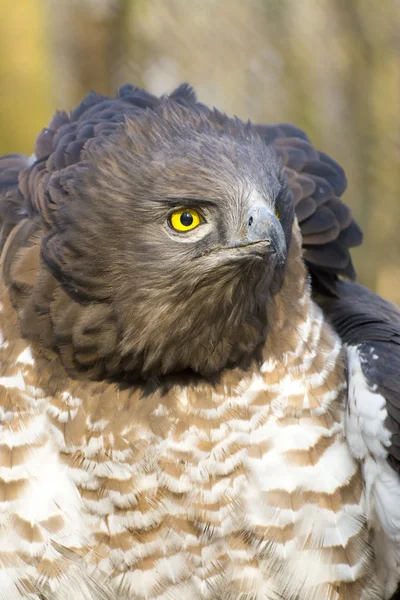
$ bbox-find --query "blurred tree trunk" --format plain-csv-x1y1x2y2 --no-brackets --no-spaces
45,0,132,109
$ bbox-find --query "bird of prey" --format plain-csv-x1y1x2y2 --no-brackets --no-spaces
0,83,399,600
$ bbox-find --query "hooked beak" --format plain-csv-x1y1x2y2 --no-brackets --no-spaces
228,202,287,264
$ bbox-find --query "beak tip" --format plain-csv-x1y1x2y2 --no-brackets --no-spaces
245,208,286,254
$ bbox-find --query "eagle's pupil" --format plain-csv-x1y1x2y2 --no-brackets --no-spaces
180,212,193,227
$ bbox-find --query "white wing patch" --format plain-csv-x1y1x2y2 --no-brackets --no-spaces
346,344,400,598
346,346,391,461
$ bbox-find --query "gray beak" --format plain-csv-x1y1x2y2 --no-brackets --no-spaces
242,202,286,262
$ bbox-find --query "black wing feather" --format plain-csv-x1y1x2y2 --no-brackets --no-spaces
319,280,400,476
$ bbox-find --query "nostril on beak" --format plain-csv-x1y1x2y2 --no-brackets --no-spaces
248,216,254,227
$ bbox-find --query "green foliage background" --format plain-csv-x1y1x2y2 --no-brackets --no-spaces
1,0,399,301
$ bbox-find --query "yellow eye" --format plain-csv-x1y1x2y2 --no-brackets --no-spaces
275,209,280,221
170,208,201,232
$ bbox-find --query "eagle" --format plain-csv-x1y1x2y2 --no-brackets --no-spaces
0,83,399,600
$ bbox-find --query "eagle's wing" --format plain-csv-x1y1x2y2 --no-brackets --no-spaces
319,280,400,473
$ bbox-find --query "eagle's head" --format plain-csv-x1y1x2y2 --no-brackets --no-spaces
39,102,295,380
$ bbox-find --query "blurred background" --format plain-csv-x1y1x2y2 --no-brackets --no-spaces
0,0,399,302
